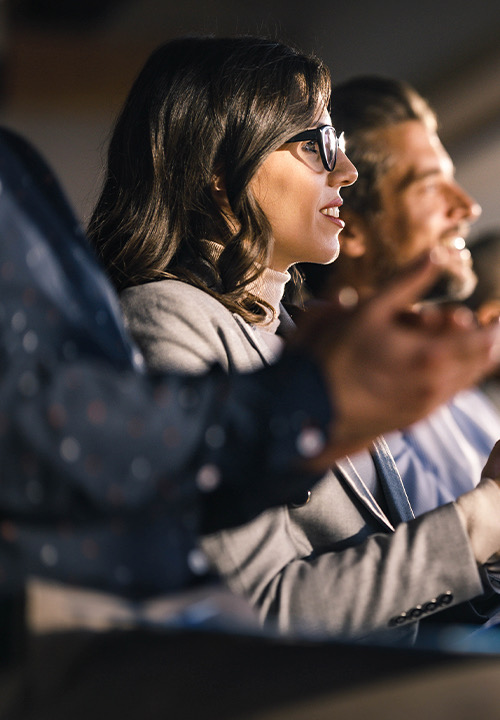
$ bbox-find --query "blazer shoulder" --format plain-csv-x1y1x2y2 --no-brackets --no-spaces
120,279,266,375
121,279,233,322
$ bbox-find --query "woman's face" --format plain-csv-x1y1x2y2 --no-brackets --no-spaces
250,109,358,272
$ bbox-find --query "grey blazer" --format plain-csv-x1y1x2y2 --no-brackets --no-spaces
121,279,484,641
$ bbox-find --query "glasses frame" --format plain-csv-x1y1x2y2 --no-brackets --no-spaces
284,124,339,172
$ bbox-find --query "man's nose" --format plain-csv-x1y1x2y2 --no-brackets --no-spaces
449,182,481,223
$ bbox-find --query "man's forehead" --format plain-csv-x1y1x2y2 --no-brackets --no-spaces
376,120,454,189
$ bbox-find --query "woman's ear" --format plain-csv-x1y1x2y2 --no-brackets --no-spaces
211,172,239,232
211,173,231,211
339,208,369,258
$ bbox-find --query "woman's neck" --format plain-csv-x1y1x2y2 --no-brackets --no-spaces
201,239,290,333
246,267,290,333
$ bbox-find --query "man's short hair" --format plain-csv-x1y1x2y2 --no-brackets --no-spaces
331,76,437,216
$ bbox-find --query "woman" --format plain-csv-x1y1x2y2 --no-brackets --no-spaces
89,37,499,642
89,36,355,337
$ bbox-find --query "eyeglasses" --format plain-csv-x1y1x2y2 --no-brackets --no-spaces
284,125,344,173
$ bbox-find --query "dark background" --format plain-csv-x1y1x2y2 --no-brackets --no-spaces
2,0,500,236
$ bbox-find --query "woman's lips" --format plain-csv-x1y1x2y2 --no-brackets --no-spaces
320,205,345,227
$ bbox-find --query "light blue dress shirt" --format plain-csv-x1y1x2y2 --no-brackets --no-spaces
385,388,500,516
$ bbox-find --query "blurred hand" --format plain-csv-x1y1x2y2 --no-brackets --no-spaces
482,440,500,482
292,250,500,469
476,300,500,328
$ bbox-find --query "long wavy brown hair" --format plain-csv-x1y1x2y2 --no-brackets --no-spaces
88,36,330,322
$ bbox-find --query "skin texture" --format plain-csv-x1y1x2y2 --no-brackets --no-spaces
341,120,479,299
250,110,358,272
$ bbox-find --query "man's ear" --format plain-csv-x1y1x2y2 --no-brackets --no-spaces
339,208,369,258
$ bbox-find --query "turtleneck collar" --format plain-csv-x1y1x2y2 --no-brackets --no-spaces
201,239,290,334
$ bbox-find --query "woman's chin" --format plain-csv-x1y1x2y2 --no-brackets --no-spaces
315,240,340,265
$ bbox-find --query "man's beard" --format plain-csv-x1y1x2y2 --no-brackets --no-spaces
378,229,478,304
421,263,477,303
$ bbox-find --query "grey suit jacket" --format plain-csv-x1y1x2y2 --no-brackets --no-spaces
121,279,484,641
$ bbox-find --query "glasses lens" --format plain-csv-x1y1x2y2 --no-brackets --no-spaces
321,127,337,171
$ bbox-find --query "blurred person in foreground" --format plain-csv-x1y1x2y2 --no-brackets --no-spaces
4,101,500,719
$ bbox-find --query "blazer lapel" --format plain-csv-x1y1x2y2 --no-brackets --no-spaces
232,314,280,366
371,436,415,524
336,436,416,532
276,304,296,336
233,303,304,366
335,453,395,532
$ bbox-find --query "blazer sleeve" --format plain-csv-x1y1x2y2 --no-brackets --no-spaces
203,500,483,639
119,281,485,638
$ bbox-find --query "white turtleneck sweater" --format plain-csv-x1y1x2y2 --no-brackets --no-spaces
201,238,290,351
